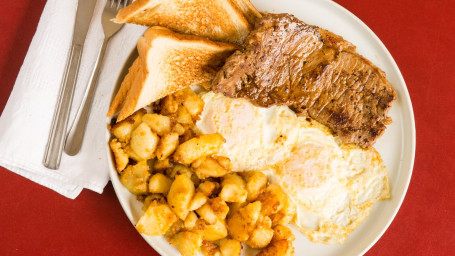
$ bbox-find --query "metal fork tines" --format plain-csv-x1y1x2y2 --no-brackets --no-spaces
64,0,131,156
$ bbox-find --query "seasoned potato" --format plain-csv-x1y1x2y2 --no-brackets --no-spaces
197,181,220,197
245,225,274,248
156,132,179,160
256,184,288,216
136,201,178,236
257,239,294,256
189,192,208,211
130,122,159,160
220,173,247,203
173,134,225,165
272,225,295,241
270,196,296,226
193,219,228,241
153,158,173,171
119,161,150,195
142,113,172,136
167,174,195,220
172,122,186,135
129,108,147,128
164,219,185,238
192,156,231,179
141,194,166,211
111,119,134,142
227,202,247,218
109,139,128,172
208,197,229,220
244,171,268,201
161,94,179,115
169,231,203,256
201,240,221,256
218,239,242,256
226,201,261,241
196,203,218,225
124,145,143,162
148,173,172,194
166,164,193,179
182,88,205,117
184,211,198,230
176,105,194,126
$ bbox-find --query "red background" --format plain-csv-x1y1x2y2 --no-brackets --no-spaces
1,0,454,255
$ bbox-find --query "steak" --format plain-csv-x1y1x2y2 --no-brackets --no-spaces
212,13,396,148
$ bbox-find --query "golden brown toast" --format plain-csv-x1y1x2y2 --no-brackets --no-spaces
114,0,260,44
108,26,236,121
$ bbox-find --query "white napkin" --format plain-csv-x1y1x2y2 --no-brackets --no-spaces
0,0,147,199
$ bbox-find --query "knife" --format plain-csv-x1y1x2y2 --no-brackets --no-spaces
43,0,97,170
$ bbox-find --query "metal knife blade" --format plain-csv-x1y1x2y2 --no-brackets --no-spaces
42,0,97,170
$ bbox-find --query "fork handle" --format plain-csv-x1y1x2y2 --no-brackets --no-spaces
43,43,83,169
64,39,108,156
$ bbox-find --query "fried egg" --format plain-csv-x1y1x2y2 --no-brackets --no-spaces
196,91,390,244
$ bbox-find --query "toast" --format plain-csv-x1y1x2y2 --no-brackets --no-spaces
108,26,236,121
114,0,260,44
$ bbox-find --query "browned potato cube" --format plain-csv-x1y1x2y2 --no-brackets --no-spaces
256,184,288,216
161,94,179,115
124,145,143,162
148,173,172,194
270,196,296,226
192,156,231,179
226,201,261,242
193,219,228,241
142,113,172,136
257,239,294,256
119,161,150,195
196,203,218,225
182,88,205,117
153,158,173,171
197,181,220,197
173,134,225,165
245,225,274,248
169,231,202,256
172,123,186,135
272,225,295,241
156,132,179,160
208,197,229,220
227,202,247,218
184,211,198,230
245,171,268,201
176,105,194,126
218,239,242,256
130,122,159,160
164,219,185,238
166,164,193,180
141,194,166,211
111,119,134,142
167,174,195,220
201,240,221,256
109,139,128,172
189,192,208,211
220,173,247,203
136,201,178,236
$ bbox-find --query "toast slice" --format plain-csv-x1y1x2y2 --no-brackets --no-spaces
114,0,259,44
109,26,236,121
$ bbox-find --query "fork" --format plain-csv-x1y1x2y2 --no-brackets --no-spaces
65,0,131,156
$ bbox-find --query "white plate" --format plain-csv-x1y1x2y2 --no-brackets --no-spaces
106,0,416,255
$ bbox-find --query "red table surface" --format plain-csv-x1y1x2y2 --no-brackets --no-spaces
1,0,454,255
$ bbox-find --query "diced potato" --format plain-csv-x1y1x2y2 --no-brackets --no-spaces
227,202,247,218
189,192,208,211
220,173,247,203
193,219,228,241
166,164,193,179
257,239,294,256
226,201,261,242
156,132,179,160
208,197,229,220
142,113,172,136
192,156,231,179
130,122,159,160
218,239,242,256
109,139,128,172
182,88,205,117
256,184,288,216
153,158,173,171
196,203,218,225
172,123,186,135
129,108,147,128
141,194,166,211
167,174,195,220
161,94,179,115
119,161,150,195
272,225,295,241
111,119,134,142
270,196,296,226
257,215,273,229
124,145,143,162
201,240,221,256
245,171,268,201
176,105,194,126
197,181,220,197
184,211,198,230
164,219,185,238
245,225,274,248
136,201,178,236
148,173,172,194
169,231,202,256
173,134,225,165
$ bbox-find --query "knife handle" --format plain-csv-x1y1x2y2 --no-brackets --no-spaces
43,43,83,170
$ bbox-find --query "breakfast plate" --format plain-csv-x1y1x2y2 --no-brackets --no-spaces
106,0,416,255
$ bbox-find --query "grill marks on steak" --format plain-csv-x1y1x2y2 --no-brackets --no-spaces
212,14,396,148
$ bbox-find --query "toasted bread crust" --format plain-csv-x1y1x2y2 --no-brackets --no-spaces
230,0,262,25
115,0,252,44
